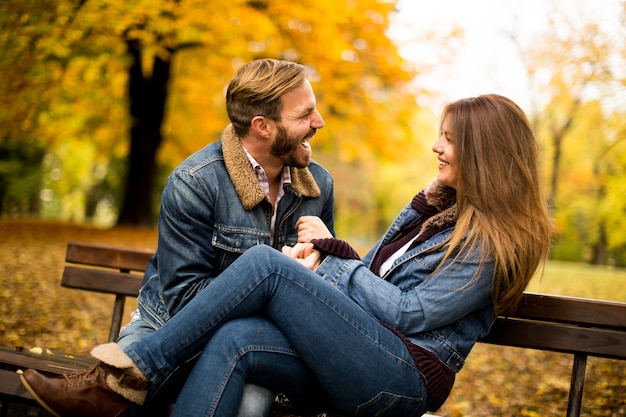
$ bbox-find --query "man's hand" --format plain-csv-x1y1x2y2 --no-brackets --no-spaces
297,216,333,243
282,243,322,271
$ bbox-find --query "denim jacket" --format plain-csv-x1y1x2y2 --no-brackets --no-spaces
138,125,335,328
315,200,496,374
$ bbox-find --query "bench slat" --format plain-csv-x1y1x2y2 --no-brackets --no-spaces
481,318,626,360
517,292,626,329
0,369,35,403
0,347,96,375
61,266,142,297
0,347,97,407
66,241,153,271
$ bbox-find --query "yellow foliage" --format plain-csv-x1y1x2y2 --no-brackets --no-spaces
0,0,427,238
525,9,626,265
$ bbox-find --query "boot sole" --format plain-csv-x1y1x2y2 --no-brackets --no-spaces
18,371,62,417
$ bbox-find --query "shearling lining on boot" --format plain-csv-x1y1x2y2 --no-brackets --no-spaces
91,343,148,405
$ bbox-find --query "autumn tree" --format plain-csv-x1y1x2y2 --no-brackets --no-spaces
0,0,418,233
524,5,626,265
0,0,133,221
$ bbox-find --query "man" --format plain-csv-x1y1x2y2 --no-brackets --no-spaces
21,59,334,417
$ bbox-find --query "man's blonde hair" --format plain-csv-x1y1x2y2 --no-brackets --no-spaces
226,59,307,137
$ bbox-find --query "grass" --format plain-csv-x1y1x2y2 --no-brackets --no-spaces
1,218,625,416
528,260,626,302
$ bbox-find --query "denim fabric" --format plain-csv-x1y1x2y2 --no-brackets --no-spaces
137,139,334,326
172,317,329,417
118,314,154,348
118,314,275,417
117,135,334,417
321,201,497,371
123,226,496,417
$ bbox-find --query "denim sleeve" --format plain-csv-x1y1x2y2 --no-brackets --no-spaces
157,170,218,316
315,248,494,336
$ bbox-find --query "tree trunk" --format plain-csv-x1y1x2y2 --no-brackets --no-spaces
591,222,608,266
116,40,170,226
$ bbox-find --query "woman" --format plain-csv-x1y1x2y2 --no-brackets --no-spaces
20,94,552,417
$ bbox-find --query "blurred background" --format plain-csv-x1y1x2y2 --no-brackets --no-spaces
1,2,625,415
1,0,625,264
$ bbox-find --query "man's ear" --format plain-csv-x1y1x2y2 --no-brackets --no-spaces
250,116,273,138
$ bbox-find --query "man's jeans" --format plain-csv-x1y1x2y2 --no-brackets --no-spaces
118,309,274,417
124,245,428,417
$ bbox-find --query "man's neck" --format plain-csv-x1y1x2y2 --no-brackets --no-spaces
241,138,285,183
241,140,286,206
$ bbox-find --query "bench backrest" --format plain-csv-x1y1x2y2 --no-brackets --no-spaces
63,241,152,294
62,241,153,342
61,241,626,360
481,292,626,360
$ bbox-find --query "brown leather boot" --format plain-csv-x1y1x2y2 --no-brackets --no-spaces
19,362,149,417
19,343,148,417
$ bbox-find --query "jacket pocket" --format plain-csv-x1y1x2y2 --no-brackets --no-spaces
212,224,269,253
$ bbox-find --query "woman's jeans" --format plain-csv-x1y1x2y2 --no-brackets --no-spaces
124,245,428,417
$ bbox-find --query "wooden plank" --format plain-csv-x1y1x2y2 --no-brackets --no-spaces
0,348,96,407
66,241,153,272
61,267,142,297
516,293,626,329
480,319,626,360
566,354,587,417
0,347,95,375
0,369,35,403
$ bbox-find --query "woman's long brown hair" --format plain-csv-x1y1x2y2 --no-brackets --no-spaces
439,94,553,315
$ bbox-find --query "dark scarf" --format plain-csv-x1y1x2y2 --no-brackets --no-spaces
370,181,457,276
310,180,457,274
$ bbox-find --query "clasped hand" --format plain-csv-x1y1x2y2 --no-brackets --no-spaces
282,243,321,271
281,216,332,271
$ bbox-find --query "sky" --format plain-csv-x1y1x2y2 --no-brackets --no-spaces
388,0,624,113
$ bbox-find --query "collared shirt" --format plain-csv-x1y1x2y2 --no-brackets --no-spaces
243,146,292,239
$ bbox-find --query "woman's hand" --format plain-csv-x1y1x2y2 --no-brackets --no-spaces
282,242,314,259
282,243,323,271
297,216,333,243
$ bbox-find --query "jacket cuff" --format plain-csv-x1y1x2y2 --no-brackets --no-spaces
311,238,360,260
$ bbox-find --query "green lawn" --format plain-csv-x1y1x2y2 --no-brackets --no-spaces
528,260,626,302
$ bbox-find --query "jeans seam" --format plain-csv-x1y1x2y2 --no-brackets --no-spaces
205,344,298,417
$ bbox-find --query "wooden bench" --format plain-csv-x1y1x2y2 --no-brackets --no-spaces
1,241,625,417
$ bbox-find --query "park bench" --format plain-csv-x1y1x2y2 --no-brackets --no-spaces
1,241,625,417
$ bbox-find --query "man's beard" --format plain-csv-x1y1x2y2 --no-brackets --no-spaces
270,124,314,168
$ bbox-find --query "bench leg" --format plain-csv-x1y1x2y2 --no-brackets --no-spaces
566,353,587,417
109,295,126,343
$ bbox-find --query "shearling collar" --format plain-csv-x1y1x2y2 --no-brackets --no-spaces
220,124,321,210
421,179,457,233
